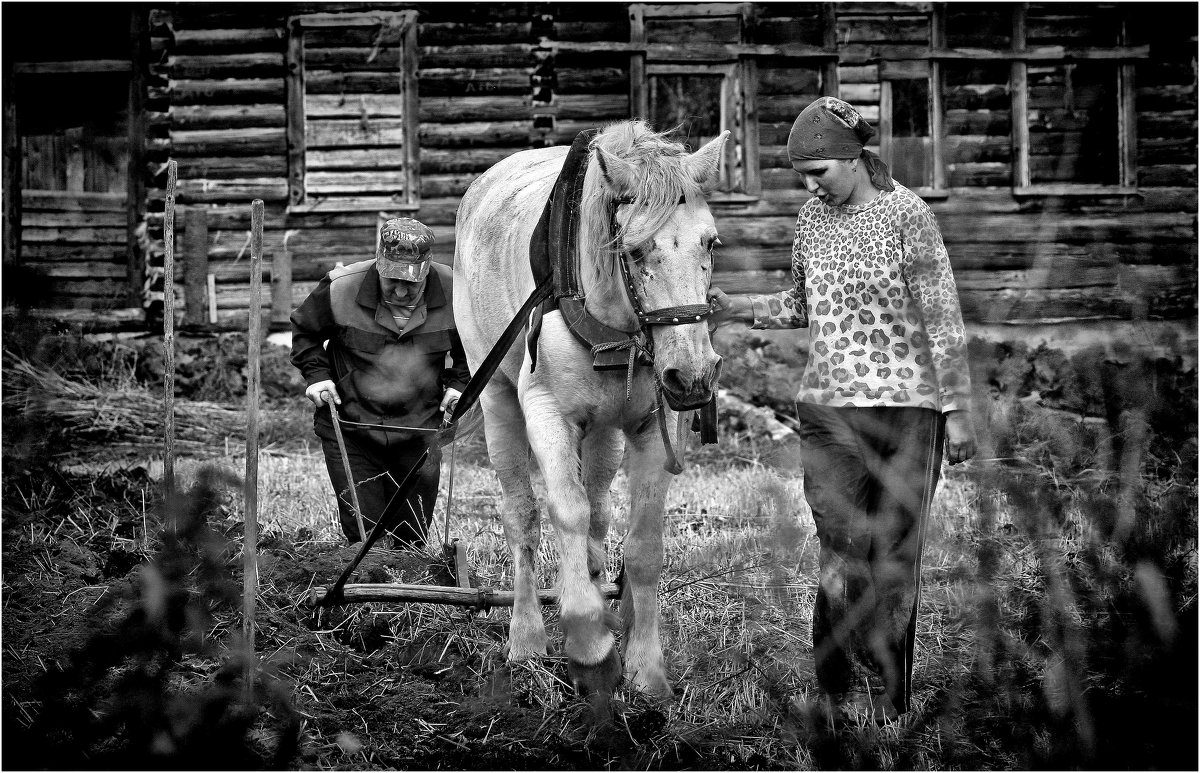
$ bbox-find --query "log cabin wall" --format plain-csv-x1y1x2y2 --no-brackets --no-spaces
4,4,145,311
117,3,1200,356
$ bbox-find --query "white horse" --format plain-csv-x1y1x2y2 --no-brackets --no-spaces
453,121,726,704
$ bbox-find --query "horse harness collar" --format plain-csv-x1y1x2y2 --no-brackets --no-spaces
528,129,715,374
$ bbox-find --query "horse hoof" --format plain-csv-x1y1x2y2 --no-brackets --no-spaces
503,640,549,663
630,671,675,701
568,646,622,700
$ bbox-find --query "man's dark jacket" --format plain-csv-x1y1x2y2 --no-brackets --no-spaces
290,259,470,444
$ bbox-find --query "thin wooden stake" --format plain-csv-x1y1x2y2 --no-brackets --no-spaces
243,198,264,699
163,159,177,497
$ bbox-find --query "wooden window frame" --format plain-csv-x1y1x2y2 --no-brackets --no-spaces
285,11,419,214
878,3,1146,198
624,2,840,205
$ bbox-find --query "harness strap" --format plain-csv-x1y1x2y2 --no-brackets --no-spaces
449,275,553,425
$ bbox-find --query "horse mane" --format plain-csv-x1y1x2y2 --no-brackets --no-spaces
577,121,706,299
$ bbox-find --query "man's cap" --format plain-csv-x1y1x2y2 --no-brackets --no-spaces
377,217,434,282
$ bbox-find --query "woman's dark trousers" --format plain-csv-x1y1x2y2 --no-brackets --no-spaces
795,404,946,714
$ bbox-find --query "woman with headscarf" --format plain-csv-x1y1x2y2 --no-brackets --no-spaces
710,96,977,722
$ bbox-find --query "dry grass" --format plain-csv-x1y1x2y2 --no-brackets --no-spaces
181,424,1195,769
6,386,1194,768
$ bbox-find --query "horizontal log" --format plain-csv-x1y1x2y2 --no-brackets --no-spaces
944,135,1011,163
755,66,823,97
14,60,130,74
420,174,478,198
168,53,285,79
418,68,533,97
164,79,285,105
419,44,535,69
836,16,928,44
839,83,880,102
1139,165,1198,187
305,118,408,147
304,46,407,71
758,93,824,122
306,93,405,119
170,127,288,157
211,282,318,310
417,21,532,47
944,110,1013,135
419,121,531,147
33,278,126,296
419,95,528,122
22,227,126,244
947,163,1011,187
307,170,409,194
151,197,458,230
308,582,622,608
1137,111,1197,139
838,64,880,84
171,28,286,54
175,179,290,204
307,147,406,169
286,195,418,214
419,147,521,174
169,104,286,130
22,262,127,279
292,10,414,29
40,295,128,310
21,210,127,228
21,190,125,212
173,156,288,180
19,243,127,262
557,66,628,95
1137,137,1198,166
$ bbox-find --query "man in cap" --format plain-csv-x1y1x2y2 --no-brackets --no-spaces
291,217,469,548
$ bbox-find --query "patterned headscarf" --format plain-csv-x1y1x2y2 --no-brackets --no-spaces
787,97,895,192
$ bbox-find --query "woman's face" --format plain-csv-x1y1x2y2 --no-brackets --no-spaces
792,158,861,207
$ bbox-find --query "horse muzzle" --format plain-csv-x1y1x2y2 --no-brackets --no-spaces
659,356,722,411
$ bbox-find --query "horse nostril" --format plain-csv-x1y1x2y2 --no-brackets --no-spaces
661,367,689,396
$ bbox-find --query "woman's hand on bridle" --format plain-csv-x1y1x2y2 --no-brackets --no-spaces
707,287,748,330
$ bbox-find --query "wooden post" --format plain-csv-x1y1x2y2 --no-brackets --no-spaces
285,18,306,206
243,198,264,699
183,207,209,326
629,5,647,118
163,159,177,497
3,52,19,271
126,7,147,308
207,273,217,324
270,248,292,331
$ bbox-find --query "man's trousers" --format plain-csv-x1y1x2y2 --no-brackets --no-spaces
314,408,441,547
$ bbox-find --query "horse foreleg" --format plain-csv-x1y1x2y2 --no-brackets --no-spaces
481,387,548,662
523,391,622,701
582,426,624,582
620,418,675,698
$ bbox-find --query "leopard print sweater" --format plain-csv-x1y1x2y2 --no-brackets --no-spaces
749,182,971,412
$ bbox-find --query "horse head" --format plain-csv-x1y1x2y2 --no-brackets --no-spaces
579,121,727,411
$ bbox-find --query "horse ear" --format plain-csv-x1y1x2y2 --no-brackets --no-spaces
595,146,638,197
686,130,730,187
